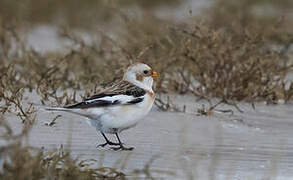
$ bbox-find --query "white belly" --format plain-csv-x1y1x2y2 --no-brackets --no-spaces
87,93,154,133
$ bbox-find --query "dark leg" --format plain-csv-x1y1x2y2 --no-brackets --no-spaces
111,133,134,151
97,132,120,148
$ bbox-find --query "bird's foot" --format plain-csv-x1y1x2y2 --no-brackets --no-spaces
97,141,120,148
111,145,134,151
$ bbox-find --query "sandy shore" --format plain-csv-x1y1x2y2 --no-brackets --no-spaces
2,94,293,179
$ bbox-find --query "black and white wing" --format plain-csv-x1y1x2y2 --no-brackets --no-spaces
64,81,146,109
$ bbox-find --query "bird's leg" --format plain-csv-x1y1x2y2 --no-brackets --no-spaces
97,132,120,148
111,133,134,151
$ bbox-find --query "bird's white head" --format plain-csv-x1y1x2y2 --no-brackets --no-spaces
123,62,158,91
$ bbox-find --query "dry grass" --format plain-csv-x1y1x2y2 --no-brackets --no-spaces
0,115,171,179
0,0,183,29
0,116,126,180
1,18,292,109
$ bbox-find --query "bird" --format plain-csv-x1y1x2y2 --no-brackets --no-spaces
45,62,158,151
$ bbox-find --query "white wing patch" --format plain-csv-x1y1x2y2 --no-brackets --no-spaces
86,95,140,105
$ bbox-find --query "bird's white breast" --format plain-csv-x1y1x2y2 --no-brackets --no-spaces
87,93,155,133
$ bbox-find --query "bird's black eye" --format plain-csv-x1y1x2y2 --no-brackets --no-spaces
143,70,149,74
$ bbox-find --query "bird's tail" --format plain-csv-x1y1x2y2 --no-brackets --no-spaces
32,103,92,118
44,106,71,112
30,103,67,112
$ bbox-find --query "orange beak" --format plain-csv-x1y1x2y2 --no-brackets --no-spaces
152,71,158,78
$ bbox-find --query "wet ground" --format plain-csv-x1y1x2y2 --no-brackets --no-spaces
2,95,293,179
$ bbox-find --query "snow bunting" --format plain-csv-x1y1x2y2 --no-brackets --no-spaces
46,63,157,151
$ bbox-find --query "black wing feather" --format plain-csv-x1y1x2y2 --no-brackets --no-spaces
126,97,144,104
85,81,146,101
65,81,146,109
65,99,120,109
85,93,116,101
125,87,145,97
